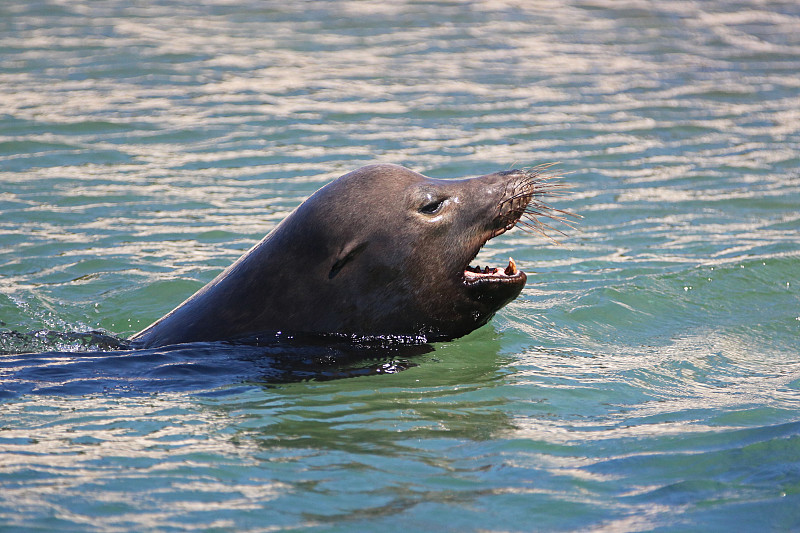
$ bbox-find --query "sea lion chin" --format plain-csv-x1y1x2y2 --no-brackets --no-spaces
130,164,570,348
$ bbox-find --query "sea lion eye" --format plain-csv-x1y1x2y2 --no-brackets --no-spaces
419,197,447,215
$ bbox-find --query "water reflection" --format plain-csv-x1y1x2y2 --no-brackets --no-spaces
0,331,436,397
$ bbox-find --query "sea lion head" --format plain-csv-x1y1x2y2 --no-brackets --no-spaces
259,163,566,340
131,163,570,347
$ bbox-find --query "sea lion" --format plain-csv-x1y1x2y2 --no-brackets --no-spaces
130,164,568,348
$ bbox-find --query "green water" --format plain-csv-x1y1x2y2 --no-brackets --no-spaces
2,0,800,530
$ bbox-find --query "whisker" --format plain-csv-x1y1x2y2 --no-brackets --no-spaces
515,220,563,244
497,164,579,243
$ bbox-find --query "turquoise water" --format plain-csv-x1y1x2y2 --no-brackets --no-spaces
2,0,800,530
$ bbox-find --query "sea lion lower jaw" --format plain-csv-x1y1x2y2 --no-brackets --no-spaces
130,164,570,348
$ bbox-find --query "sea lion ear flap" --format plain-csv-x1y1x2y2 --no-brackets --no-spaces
329,241,369,279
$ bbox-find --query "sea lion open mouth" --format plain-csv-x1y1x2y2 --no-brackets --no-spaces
461,165,572,291
463,258,523,286
131,163,574,348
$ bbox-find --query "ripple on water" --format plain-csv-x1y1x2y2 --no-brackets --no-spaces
2,0,800,530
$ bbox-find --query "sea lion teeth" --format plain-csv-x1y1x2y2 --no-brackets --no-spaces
505,258,517,276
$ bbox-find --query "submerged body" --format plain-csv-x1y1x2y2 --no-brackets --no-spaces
131,164,565,348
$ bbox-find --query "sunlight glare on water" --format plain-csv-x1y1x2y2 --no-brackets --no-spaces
1,0,800,531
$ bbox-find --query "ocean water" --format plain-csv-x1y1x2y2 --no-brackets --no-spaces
2,0,800,530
